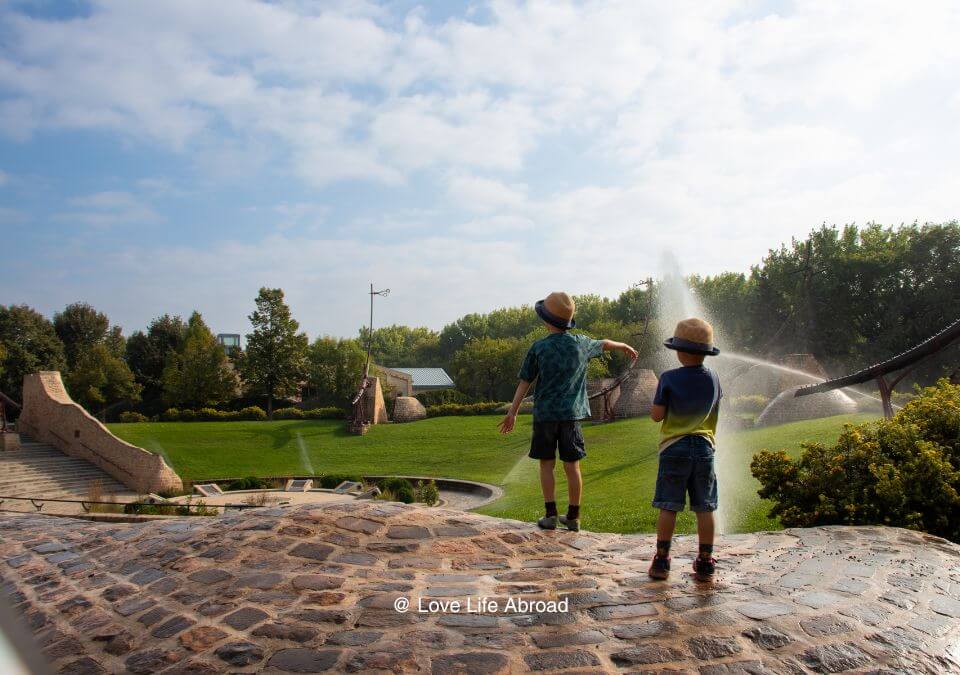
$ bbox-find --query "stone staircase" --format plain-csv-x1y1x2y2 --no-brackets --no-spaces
0,436,136,511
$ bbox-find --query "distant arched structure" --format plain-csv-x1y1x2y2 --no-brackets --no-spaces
795,318,960,417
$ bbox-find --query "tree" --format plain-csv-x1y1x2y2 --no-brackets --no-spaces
53,302,111,367
306,337,367,406
126,314,188,400
358,325,441,367
162,312,238,409
450,337,525,401
571,294,612,331
240,288,308,418
438,313,489,363
0,305,67,401
65,344,141,416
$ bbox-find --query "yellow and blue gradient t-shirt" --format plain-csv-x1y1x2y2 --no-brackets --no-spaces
653,365,722,451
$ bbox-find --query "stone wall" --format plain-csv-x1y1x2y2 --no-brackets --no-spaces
17,372,183,494
392,396,426,423
614,368,658,418
587,377,621,420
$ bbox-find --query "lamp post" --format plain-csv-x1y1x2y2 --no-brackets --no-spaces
350,283,390,435
364,283,390,378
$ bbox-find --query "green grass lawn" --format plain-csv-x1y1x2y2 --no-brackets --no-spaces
109,413,875,535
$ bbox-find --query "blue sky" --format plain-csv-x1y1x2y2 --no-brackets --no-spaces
2,0,959,339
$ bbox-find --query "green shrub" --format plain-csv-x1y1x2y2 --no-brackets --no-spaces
303,407,345,420
197,407,226,421
415,390,475,406
729,395,769,415
751,379,960,541
178,409,197,422
123,501,177,516
425,402,506,417
161,408,181,422
118,411,149,423
273,407,304,420
416,479,440,506
381,477,414,494
227,476,268,491
237,406,267,421
393,485,415,504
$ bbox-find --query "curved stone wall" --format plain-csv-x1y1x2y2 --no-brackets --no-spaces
17,371,183,494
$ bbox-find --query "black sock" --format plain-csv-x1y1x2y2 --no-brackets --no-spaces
545,501,558,517
699,543,714,558
566,504,580,520
656,539,671,558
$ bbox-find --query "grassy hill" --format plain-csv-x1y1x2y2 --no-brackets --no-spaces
109,413,874,535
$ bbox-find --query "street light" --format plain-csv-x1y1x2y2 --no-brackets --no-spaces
364,284,390,378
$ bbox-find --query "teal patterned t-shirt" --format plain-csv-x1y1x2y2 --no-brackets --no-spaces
518,332,604,422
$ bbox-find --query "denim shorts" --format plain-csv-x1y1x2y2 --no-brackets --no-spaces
529,420,586,463
652,435,718,512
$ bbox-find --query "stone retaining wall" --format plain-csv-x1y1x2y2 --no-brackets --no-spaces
17,371,183,494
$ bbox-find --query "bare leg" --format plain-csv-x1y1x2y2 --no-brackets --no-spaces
656,509,678,543
562,461,582,507
695,511,715,549
539,459,556,503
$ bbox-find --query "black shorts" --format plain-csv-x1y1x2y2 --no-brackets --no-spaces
529,420,587,463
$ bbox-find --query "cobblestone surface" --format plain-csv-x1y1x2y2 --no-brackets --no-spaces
3,502,960,672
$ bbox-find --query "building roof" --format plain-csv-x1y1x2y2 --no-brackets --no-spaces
388,367,455,389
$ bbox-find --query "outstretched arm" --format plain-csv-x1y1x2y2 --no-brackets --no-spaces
498,380,532,434
601,339,639,360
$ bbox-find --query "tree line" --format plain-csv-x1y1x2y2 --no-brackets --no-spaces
1,221,957,419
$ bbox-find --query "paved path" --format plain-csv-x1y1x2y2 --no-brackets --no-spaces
0,438,136,515
2,501,960,673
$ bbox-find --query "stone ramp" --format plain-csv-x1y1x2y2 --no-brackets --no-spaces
2,503,960,674
0,437,136,513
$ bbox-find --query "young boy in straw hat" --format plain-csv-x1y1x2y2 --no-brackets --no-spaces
499,292,638,531
648,317,722,582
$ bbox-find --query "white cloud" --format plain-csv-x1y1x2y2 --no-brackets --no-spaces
3,1,960,334
446,173,527,213
56,191,161,229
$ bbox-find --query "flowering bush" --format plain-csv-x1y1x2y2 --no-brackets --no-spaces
751,379,960,541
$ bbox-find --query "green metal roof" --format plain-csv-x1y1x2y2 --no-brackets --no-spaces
389,368,455,389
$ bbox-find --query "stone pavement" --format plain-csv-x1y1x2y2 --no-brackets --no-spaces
2,502,960,674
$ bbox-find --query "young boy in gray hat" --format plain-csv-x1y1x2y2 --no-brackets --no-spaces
499,292,637,532
648,317,722,582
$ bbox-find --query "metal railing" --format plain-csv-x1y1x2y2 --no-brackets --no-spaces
0,494,258,514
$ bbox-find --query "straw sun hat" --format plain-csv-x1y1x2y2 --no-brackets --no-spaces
535,292,576,330
663,317,720,356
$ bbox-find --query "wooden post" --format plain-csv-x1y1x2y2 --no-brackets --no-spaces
876,375,894,419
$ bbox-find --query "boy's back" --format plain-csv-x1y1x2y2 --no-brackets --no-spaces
654,364,722,451
520,332,602,421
